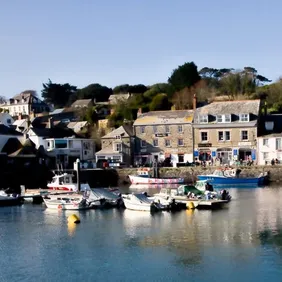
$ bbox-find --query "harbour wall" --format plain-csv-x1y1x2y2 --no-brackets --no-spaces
116,166,282,184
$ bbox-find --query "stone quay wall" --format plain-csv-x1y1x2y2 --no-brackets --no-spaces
116,166,282,184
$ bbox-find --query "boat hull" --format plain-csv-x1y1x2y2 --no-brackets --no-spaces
129,175,184,185
0,196,23,207
43,199,90,210
197,175,264,185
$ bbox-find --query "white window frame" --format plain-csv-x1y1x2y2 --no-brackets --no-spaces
113,142,122,152
140,126,145,134
239,114,249,122
177,125,183,133
217,115,223,123
276,138,282,150
200,131,208,142
165,125,170,134
225,114,231,123
263,152,269,160
153,126,158,134
140,140,146,148
165,139,171,147
263,138,269,147
199,115,208,123
225,131,231,141
218,131,224,141
241,130,248,141
178,139,184,146
153,139,158,147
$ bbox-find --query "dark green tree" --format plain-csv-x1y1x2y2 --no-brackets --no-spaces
149,94,171,111
77,83,112,102
113,84,148,94
168,62,201,90
41,79,77,108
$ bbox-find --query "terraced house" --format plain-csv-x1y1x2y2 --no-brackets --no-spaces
193,99,261,165
133,109,194,167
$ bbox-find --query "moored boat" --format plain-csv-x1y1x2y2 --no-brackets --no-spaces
197,168,267,186
43,196,91,210
0,190,23,207
128,168,184,185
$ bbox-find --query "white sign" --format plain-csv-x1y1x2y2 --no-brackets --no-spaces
238,142,252,146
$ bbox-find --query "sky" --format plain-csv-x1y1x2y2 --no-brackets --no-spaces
0,0,281,98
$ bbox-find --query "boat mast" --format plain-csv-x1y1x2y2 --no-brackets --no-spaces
74,159,81,192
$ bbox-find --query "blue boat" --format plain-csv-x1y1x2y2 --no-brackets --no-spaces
197,168,267,186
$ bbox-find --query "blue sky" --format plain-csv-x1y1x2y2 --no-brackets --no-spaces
0,0,281,98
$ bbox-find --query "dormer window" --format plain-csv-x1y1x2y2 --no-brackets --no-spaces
225,114,231,123
239,114,249,122
199,115,208,123
217,115,223,123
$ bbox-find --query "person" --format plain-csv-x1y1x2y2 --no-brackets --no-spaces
271,158,275,166
221,189,227,200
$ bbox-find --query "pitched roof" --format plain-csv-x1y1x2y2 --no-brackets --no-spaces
71,99,92,108
1,138,22,154
108,93,130,105
0,125,23,136
194,100,261,116
49,108,66,115
96,147,122,155
29,127,78,138
258,114,282,137
134,110,194,126
101,125,133,139
67,121,88,133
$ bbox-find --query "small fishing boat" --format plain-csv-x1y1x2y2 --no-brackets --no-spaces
154,181,230,209
197,168,267,186
128,168,184,185
43,196,91,210
0,190,23,207
122,193,164,212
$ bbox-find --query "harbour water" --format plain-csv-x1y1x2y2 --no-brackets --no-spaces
1,186,282,282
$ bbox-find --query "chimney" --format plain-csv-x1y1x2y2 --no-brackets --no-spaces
18,113,22,120
193,94,197,110
48,117,53,128
137,108,142,117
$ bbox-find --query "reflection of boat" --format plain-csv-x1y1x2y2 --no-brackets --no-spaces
0,190,23,207
122,193,164,212
198,168,266,186
128,168,184,185
154,181,230,209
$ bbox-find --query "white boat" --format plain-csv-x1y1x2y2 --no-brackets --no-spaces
47,172,90,191
43,196,91,210
0,190,23,207
128,168,184,185
122,193,164,212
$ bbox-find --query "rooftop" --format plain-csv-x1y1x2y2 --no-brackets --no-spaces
101,124,133,139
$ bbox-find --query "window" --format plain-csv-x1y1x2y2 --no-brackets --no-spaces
153,139,158,147
140,140,146,148
239,114,249,122
178,139,184,146
55,140,67,149
140,126,145,134
225,115,231,123
263,152,269,160
241,130,248,140
165,139,171,147
263,139,269,146
201,132,208,142
199,115,208,123
217,115,223,123
218,131,224,141
165,125,170,134
225,131,230,141
276,138,281,150
178,154,184,163
178,125,183,133
153,126,158,133
114,143,122,152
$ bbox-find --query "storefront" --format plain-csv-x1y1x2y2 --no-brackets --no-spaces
216,148,232,164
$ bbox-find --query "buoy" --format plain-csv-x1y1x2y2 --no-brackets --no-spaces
187,202,195,210
68,214,80,224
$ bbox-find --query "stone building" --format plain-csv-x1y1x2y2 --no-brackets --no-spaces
95,124,134,167
133,109,194,167
193,99,261,165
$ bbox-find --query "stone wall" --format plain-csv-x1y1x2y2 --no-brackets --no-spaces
117,166,282,184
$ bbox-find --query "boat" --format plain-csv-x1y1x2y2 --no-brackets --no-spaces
154,180,230,209
197,168,267,186
0,190,23,207
128,168,184,185
122,193,164,212
47,172,90,191
43,196,91,210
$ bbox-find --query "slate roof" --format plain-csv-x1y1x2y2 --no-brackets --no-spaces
29,127,78,138
108,94,130,105
0,125,23,136
258,114,282,137
134,110,194,126
101,125,133,139
67,121,88,133
194,100,261,116
71,99,92,108
49,108,66,115
96,147,122,155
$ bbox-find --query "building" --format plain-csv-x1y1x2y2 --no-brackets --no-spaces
0,125,24,153
257,114,282,165
67,121,89,134
108,93,131,105
193,99,261,165
133,109,194,167
0,113,14,127
95,124,134,167
71,99,93,109
0,91,49,118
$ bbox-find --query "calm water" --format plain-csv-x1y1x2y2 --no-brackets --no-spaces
1,187,282,282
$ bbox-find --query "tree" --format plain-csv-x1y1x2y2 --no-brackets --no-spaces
168,62,201,90
143,83,174,99
113,84,148,94
149,94,171,111
41,79,77,108
172,87,195,110
0,96,6,104
77,84,112,102
113,84,130,94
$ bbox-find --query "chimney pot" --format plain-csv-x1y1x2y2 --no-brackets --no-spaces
193,94,197,110
137,108,142,117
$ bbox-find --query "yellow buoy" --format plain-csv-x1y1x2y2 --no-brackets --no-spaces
68,214,80,224
187,202,195,210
